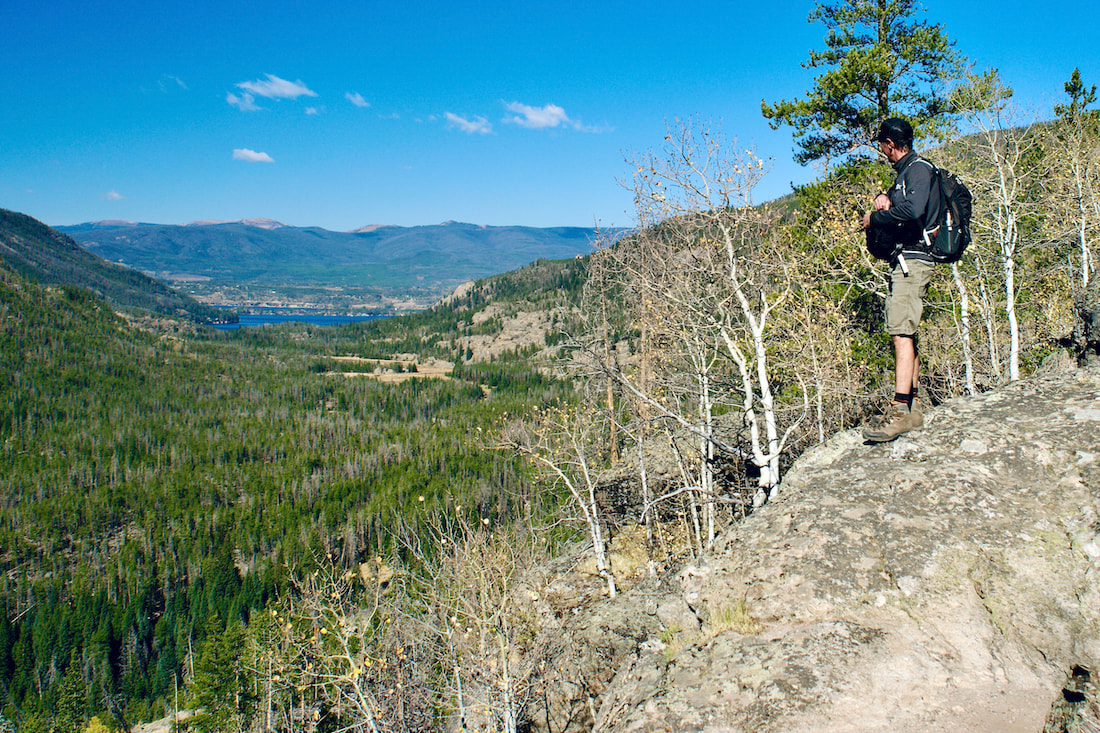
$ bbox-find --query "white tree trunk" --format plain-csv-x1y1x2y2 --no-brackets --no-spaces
977,278,1002,383
951,263,977,395
1001,211,1020,381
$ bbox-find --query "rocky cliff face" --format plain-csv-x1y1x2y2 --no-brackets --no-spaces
527,362,1100,732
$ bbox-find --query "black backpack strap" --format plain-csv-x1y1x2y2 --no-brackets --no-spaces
910,158,942,237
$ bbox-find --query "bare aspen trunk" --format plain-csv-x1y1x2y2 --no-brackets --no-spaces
1003,246,1020,382
977,279,1002,383
753,321,781,491
951,263,977,395
603,319,618,463
1080,213,1092,289
638,321,653,543
637,441,653,544
698,362,716,545
1076,175,1090,289
499,630,517,733
579,446,617,598
688,491,703,556
807,328,825,443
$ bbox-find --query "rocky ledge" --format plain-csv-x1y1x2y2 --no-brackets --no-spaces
529,362,1100,732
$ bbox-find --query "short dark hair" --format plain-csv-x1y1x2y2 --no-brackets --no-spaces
876,117,914,150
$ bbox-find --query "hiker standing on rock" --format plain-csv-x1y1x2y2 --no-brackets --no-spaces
860,117,943,442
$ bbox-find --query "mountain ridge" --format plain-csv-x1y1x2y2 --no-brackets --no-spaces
0,208,231,323
58,219,607,309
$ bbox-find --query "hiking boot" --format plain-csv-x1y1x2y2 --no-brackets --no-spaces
909,398,924,426
862,402,921,442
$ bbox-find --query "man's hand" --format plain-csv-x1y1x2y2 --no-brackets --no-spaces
862,193,892,229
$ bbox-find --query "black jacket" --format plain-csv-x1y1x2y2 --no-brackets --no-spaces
870,151,943,263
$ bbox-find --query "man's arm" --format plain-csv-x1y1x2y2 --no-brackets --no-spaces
870,163,932,228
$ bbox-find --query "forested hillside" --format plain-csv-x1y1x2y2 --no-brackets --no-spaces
0,257,584,731
58,219,602,311
0,210,229,324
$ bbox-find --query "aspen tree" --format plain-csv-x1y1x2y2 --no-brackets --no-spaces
1049,68,1099,291
950,69,1040,382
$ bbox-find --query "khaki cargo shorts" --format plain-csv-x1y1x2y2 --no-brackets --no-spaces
885,259,934,335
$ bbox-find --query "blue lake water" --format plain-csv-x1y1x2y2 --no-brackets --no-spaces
211,313,389,330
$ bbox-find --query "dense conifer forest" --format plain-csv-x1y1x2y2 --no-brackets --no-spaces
0,257,585,730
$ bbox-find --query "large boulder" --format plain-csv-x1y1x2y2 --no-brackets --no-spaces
526,365,1100,732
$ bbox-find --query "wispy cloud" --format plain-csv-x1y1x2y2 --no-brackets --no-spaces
502,101,611,133
155,75,188,92
236,74,317,100
305,107,320,116
345,92,370,108
227,91,260,111
445,112,492,135
142,75,189,95
233,148,275,163
102,190,125,201
504,102,572,129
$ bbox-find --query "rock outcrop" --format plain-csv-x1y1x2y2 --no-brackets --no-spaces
527,363,1100,732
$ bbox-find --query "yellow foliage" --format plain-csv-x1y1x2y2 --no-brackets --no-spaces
83,717,110,733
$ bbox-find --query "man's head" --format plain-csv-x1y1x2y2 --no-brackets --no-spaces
876,117,913,163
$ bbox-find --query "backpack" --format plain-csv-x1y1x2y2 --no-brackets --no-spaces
921,162,973,264
865,222,902,262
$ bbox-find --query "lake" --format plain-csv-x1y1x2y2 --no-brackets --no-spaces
211,313,389,330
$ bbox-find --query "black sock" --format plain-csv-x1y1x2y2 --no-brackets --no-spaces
910,387,919,403
894,392,912,407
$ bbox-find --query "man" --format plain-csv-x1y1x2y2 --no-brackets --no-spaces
860,117,942,442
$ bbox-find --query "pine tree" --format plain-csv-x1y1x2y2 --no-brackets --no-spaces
762,0,963,165
1055,67,1097,120
186,622,255,733
55,653,87,733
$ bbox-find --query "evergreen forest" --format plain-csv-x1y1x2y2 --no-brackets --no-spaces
0,257,586,731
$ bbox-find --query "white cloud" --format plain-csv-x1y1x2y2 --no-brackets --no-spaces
305,107,320,116
102,190,125,201
504,102,572,129
345,91,370,108
233,148,275,163
236,74,317,99
227,91,260,111
445,112,492,135
501,101,611,133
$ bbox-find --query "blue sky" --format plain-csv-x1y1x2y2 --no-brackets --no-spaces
2,1,1096,231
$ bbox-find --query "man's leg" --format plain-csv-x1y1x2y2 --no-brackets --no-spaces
893,334,918,401
864,262,932,442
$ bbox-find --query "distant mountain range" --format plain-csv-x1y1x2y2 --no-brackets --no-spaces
0,209,230,323
57,219,607,303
